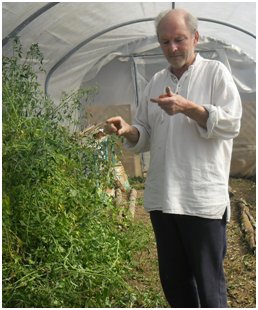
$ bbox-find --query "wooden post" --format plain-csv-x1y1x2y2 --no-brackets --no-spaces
128,188,137,218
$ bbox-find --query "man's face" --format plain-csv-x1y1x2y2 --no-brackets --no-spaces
158,14,199,70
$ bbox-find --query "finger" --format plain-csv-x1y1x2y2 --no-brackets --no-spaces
117,128,126,136
104,122,118,134
166,86,173,96
150,98,159,103
106,116,120,124
150,97,170,105
158,94,168,99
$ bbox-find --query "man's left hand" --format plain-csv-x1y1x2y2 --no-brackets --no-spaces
150,86,188,115
150,86,209,128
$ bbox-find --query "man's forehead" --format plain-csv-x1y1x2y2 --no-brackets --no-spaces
158,15,188,34
158,24,190,39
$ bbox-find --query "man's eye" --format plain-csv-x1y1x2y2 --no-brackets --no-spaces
175,38,184,43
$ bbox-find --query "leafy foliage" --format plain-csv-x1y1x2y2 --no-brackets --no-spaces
2,38,162,307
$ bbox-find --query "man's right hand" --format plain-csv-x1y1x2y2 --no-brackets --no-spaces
104,116,139,144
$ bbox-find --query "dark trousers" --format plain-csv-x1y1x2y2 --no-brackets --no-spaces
150,210,228,308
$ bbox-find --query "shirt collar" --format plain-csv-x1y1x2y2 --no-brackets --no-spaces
166,53,203,79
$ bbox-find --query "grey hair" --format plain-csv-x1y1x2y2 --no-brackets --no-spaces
155,9,198,36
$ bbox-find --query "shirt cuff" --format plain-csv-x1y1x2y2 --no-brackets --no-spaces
196,104,218,139
124,125,150,153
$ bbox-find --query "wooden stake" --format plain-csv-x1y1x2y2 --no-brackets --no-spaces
128,188,137,218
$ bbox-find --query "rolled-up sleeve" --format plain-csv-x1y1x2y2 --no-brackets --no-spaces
196,63,242,140
124,124,150,153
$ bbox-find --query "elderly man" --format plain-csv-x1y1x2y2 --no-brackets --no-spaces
105,9,242,308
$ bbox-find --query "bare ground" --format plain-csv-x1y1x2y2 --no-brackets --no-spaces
131,177,256,308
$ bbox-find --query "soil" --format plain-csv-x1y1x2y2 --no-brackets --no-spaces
132,177,256,308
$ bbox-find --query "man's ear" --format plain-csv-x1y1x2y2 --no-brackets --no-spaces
194,31,199,46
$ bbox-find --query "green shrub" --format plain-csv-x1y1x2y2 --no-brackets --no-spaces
2,38,157,308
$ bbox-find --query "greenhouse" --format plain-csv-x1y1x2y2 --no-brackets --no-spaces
3,1,256,177
2,2,256,308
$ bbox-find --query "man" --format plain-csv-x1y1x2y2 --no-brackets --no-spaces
105,9,242,308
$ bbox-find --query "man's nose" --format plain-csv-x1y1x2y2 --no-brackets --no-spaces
169,41,178,52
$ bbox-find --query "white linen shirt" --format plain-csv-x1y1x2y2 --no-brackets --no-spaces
125,54,242,220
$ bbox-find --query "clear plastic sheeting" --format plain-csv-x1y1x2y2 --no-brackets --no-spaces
82,35,255,177
3,2,255,99
2,2,256,177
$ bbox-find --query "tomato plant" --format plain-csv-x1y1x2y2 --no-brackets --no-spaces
2,38,135,307
2,38,167,308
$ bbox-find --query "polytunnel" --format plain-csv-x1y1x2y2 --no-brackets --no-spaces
2,2,256,178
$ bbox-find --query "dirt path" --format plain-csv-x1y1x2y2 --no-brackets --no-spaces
132,177,256,308
225,178,256,308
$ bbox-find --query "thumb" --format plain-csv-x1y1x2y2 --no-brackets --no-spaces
166,86,173,97
117,125,128,136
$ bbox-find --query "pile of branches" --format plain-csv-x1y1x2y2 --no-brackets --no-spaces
237,199,256,254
